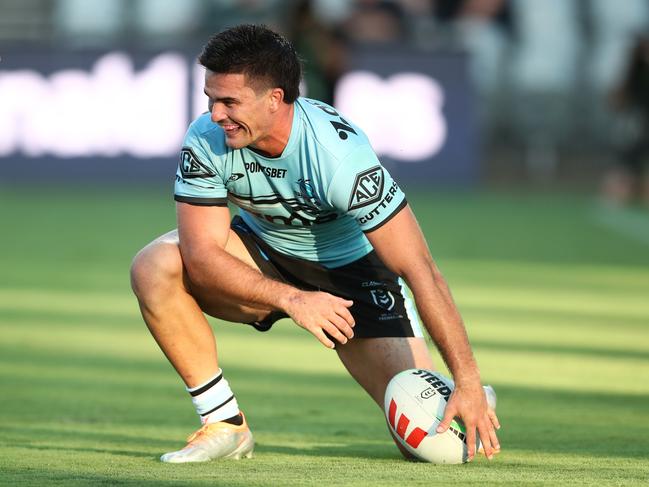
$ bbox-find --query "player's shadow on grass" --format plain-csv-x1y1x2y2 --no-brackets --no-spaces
257,442,398,460
481,383,649,459
254,380,649,461
6,441,154,459
229,366,649,461
1,426,171,459
5,343,647,462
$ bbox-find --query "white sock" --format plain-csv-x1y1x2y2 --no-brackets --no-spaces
186,369,240,424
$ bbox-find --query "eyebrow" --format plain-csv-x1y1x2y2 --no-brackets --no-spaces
203,90,238,104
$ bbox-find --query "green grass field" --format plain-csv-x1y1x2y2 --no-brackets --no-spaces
1,187,648,486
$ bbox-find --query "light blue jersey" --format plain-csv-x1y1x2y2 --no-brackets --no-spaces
174,98,407,268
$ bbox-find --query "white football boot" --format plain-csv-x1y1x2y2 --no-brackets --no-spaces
160,413,254,463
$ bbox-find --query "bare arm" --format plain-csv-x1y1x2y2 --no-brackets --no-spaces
177,202,355,348
365,204,500,460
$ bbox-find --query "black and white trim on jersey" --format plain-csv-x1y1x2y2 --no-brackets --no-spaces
361,198,408,233
174,195,229,206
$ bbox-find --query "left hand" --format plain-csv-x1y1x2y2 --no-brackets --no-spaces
435,381,501,461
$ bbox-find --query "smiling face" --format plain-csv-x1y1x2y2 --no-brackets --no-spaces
204,70,279,151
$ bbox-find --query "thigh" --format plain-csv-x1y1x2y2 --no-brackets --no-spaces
336,337,434,409
151,228,273,323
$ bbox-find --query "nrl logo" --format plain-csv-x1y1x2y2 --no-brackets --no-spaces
370,289,395,311
348,166,384,210
420,387,435,399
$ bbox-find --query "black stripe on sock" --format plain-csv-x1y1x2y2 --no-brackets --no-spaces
199,395,235,417
223,413,243,426
189,373,223,397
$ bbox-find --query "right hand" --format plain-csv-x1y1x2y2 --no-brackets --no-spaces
281,290,355,348
436,380,501,461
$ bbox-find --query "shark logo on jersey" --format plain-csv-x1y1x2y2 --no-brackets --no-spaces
294,179,322,214
370,289,395,311
179,147,216,179
227,173,245,184
348,166,384,210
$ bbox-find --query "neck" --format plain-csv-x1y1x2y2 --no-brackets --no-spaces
250,103,295,158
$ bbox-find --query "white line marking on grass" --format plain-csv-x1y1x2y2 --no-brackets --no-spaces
592,203,649,246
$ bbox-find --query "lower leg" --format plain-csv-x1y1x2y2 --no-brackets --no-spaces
131,230,270,426
131,243,244,425
336,337,434,408
336,337,433,458
131,238,220,388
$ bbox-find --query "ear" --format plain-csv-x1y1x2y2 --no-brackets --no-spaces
268,88,284,112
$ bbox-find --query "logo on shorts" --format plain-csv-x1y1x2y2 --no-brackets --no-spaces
348,166,384,210
370,289,395,311
179,147,216,179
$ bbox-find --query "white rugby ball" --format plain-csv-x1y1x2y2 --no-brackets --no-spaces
384,368,478,464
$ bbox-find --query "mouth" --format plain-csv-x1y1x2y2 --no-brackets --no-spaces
221,122,242,136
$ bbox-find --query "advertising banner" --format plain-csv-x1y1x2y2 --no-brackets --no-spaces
0,48,479,185
338,47,480,185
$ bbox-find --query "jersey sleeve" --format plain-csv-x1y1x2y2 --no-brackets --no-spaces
173,122,228,206
327,144,407,232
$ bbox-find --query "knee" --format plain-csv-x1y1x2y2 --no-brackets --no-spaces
130,242,184,302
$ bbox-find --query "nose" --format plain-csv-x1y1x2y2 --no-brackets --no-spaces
210,103,227,123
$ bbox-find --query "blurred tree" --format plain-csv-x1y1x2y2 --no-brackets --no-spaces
287,0,348,104
603,35,649,205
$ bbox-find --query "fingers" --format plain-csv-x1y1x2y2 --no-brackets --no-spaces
435,403,456,434
477,419,499,460
436,392,501,462
488,408,501,430
473,410,500,460
335,301,355,328
329,313,354,340
319,295,354,346
486,421,501,454
322,321,349,346
479,409,501,459
312,328,336,349
309,312,354,349
465,421,477,461
288,291,355,348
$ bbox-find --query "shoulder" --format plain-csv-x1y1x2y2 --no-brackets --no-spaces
296,97,375,164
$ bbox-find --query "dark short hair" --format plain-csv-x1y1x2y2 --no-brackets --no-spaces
199,24,302,103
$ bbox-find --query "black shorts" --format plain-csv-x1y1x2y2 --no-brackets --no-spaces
230,216,424,338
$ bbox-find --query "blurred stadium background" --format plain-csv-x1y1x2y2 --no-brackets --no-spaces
1,1,649,485
2,0,649,190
